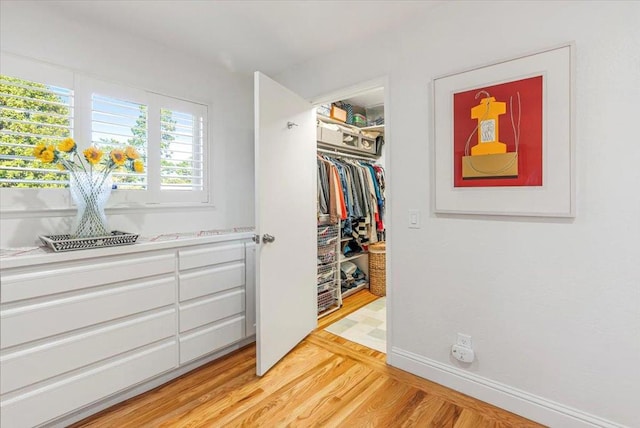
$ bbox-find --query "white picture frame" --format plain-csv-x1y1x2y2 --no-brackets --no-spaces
432,43,575,217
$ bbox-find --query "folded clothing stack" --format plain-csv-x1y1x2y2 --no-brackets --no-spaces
340,261,367,291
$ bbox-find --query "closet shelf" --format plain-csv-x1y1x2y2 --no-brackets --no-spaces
359,124,385,132
340,252,368,263
317,142,378,159
317,115,384,133
317,114,381,158
341,283,369,298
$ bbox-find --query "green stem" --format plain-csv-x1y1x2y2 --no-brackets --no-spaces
75,150,88,173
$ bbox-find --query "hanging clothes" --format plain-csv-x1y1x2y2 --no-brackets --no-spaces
375,166,385,233
317,156,344,223
317,159,329,215
317,153,386,244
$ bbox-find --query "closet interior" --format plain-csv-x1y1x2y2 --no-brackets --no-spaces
316,88,386,318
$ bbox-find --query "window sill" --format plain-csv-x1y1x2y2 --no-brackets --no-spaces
0,201,217,219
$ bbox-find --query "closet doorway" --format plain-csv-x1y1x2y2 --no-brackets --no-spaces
253,73,390,377
314,83,389,356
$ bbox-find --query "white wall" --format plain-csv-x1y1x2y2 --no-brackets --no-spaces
0,2,255,248
278,1,639,427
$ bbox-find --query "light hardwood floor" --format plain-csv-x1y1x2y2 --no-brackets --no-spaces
72,291,543,427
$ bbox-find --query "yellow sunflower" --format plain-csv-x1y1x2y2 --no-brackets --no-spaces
39,146,56,163
83,146,103,165
125,146,140,160
110,149,126,166
58,137,76,153
33,143,47,160
133,159,145,173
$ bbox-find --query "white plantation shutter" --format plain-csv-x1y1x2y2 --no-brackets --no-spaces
0,76,73,187
91,94,147,190
159,108,204,191
1,54,210,210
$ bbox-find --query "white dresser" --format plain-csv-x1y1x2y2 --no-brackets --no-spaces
0,232,256,428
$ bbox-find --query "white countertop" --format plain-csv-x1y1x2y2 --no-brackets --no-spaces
0,227,255,269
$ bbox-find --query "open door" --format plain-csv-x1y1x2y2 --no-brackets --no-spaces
254,72,317,376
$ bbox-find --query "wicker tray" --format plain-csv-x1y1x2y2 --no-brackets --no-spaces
40,231,139,252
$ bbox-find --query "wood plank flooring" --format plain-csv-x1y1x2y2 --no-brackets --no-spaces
72,291,543,427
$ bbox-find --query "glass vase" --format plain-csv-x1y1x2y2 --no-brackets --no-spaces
70,171,112,238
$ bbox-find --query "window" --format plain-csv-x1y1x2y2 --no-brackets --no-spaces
160,108,203,191
0,75,74,188
92,94,147,190
0,54,209,210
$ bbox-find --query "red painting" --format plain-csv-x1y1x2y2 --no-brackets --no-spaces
453,75,543,187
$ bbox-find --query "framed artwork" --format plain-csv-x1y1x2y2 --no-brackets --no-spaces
433,44,575,217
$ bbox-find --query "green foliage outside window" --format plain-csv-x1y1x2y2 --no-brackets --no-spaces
0,76,71,188
1,76,200,190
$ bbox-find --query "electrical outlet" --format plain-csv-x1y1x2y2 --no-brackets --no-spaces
452,344,475,362
456,333,472,348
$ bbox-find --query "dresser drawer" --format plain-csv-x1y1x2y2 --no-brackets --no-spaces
179,262,245,302
179,289,244,332
0,252,174,303
179,315,245,364
1,309,175,394
0,340,177,428
1,276,175,349
178,243,244,271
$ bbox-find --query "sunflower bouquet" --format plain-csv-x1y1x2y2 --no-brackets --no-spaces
33,137,144,176
33,138,144,238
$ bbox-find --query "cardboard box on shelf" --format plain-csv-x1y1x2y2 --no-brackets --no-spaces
330,105,347,122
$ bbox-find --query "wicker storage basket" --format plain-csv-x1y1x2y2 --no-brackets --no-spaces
369,241,386,296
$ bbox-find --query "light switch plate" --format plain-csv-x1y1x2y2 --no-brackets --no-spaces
408,209,420,229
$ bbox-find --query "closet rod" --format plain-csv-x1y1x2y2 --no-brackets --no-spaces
317,148,377,162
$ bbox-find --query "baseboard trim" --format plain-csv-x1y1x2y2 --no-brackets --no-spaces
389,347,626,428
42,336,256,428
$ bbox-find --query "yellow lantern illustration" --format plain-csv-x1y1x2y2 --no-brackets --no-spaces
471,92,507,156
462,90,519,179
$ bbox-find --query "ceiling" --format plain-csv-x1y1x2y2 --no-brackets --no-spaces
38,0,442,76
342,87,385,108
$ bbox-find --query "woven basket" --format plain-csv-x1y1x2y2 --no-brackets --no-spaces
369,242,386,296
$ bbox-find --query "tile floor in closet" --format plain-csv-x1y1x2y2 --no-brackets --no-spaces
325,296,386,353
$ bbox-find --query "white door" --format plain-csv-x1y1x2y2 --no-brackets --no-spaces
254,72,317,376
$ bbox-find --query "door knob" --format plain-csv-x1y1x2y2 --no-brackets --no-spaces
262,234,276,244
